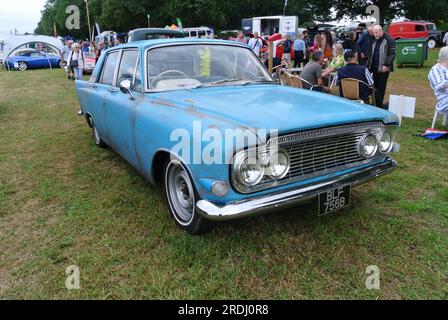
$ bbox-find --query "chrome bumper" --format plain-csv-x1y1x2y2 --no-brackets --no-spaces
197,158,397,221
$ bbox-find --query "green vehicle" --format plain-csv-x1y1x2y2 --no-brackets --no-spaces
395,38,428,68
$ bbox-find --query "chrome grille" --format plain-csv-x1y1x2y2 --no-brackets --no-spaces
257,122,387,189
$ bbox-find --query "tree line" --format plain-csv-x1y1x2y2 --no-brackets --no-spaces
35,0,448,39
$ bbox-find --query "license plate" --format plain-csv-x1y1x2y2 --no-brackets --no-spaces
318,185,351,216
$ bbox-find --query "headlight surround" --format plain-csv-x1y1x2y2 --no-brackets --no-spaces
265,150,290,179
233,153,264,187
360,134,379,158
379,131,394,154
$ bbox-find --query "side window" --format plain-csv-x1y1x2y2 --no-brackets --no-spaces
415,25,425,32
191,31,197,37
100,51,120,86
117,50,139,85
198,31,206,38
134,58,142,92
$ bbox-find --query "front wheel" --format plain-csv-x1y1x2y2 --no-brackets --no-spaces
428,39,437,49
163,159,212,235
17,61,28,71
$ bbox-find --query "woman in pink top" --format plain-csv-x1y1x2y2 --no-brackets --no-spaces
235,32,247,45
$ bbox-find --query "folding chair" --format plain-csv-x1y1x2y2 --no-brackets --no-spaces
431,110,448,129
288,74,303,89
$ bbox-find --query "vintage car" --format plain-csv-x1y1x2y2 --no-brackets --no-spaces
127,28,186,43
5,50,61,71
75,38,399,234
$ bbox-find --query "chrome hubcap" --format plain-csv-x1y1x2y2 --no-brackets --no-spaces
167,162,194,224
18,62,27,71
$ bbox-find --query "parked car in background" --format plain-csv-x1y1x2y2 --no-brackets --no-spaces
127,28,186,43
75,38,399,234
388,21,443,49
184,27,214,39
83,52,96,74
5,50,61,71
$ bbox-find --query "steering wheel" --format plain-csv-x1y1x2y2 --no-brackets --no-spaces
151,70,189,87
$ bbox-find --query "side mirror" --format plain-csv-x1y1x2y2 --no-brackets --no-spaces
119,79,135,100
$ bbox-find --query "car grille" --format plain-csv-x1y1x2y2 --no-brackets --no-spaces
257,122,387,189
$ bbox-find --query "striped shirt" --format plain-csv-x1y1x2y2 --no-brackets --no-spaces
428,63,448,112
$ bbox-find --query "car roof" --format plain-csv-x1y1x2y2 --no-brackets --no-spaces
391,21,432,25
112,38,248,51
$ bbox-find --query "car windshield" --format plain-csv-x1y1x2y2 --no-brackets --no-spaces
147,44,272,92
427,24,437,31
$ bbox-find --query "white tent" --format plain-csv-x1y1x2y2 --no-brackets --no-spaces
1,34,63,61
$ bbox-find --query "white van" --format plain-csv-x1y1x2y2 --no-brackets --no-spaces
183,27,214,39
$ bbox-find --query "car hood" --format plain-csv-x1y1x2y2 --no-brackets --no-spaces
152,84,398,135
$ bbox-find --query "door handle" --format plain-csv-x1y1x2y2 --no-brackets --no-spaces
108,87,118,93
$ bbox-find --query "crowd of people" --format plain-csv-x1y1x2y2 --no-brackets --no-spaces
60,38,110,80
241,24,396,109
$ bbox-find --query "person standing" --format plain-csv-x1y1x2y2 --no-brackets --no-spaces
293,34,306,68
95,42,105,63
342,31,356,53
321,31,334,60
367,25,396,109
248,32,262,58
235,32,247,45
68,43,85,80
303,30,312,65
356,27,373,66
428,47,448,115
282,33,293,67
61,40,73,79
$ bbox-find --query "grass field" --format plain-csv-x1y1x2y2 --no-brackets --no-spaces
0,50,447,300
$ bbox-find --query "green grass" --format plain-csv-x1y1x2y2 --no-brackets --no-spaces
0,50,447,300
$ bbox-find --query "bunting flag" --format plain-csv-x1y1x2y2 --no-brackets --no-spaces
421,128,448,140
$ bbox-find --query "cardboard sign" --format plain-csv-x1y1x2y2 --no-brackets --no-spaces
389,95,416,124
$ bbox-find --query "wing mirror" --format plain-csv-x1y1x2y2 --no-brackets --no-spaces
119,79,135,100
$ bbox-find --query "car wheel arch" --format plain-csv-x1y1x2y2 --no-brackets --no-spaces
151,150,197,189
85,112,93,128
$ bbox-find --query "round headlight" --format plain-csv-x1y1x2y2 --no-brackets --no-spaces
266,151,290,179
234,154,264,187
379,131,393,153
360,134,378,158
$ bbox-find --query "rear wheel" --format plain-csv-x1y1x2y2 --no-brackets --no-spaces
428,38,437,49
17,61,28,71
163,159,212,235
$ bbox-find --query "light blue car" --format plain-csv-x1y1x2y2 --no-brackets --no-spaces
75,38,399,234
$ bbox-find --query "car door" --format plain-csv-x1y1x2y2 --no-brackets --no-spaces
103,49,141,166
89,50,121,145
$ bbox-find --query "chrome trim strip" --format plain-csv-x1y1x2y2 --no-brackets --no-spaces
198,158,397,221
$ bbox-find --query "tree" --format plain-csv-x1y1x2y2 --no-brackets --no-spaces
331,0,404,26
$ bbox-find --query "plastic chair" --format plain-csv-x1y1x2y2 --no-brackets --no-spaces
431,110,448,129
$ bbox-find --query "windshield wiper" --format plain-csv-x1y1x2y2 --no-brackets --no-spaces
240,80,277,86
191,79,246,89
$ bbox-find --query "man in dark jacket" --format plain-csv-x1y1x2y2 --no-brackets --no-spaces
367,25,396,109
356,27,373,66
338,51,374,103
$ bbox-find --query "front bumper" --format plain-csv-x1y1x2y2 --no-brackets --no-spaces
197,158,397,221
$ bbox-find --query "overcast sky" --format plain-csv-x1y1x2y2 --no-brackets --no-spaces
0,0,46,34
